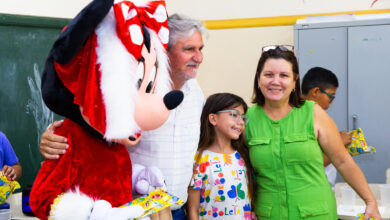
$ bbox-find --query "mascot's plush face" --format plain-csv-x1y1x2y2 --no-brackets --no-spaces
78,0,183,145
133,42,170,131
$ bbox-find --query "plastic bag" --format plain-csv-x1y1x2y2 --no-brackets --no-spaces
121,188,183,219
347,128,376,156
0,171,21,204
355,212,376,220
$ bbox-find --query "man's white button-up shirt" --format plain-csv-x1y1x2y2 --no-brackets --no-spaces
128,79,204,208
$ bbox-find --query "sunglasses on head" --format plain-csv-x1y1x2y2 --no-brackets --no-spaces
262,45,294,53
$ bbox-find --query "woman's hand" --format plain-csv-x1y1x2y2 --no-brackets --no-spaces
313,104,381,220
363,200,382,220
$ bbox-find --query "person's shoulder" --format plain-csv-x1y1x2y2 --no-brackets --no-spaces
194,149,211,162
303,100,314,106
186,79,202,92
302,100,323,113
0,132,6,142
312,102,326,117
185,79,204,101
294,100,313,111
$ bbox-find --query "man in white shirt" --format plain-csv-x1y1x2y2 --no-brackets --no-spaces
129,14,206,219
40,14,206,219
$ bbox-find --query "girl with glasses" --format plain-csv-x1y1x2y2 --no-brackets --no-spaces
246,46,381,219
187,93,256,220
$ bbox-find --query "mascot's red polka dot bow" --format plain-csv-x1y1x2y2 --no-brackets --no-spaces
113,0,169,59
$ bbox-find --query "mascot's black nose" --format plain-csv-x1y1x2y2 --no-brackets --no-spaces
163,90,184,110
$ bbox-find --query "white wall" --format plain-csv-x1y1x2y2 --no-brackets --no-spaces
198,26,293,104
0,0,90,18
167,0,390,20
1,0,389,103
2,0,389,19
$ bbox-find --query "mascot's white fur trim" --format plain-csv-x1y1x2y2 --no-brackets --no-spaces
51,188,144,220
97,9,171,140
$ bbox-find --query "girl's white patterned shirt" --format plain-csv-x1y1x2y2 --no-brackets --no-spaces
191,150,252,220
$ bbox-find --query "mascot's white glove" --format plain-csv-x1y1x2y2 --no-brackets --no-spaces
90,200,144,220
132,164,167,195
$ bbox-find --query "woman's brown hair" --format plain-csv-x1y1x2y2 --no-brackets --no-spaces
251,47,304,107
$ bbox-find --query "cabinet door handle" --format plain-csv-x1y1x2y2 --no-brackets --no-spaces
352,114,358,130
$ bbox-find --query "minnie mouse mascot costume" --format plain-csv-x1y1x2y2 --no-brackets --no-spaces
30,0,183,219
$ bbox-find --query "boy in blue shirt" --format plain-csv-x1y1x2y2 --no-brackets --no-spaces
0,132,22,181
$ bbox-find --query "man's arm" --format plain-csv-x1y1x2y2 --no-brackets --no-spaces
40,121,68,160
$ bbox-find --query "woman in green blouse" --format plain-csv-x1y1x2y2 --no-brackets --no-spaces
246,46,381,220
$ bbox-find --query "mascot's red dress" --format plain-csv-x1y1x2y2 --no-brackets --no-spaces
30,0,183,219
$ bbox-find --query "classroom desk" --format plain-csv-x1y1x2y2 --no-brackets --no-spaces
335,183,390,220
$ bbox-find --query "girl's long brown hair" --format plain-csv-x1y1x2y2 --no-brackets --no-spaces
196,93,255,207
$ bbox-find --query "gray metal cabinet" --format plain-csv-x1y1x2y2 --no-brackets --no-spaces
294,17,390,183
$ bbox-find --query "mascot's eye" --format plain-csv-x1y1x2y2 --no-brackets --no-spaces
135,61,145,89
145,64,157,93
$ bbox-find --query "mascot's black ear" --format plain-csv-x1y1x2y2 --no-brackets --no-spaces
52,0,114,64
41,0,113,140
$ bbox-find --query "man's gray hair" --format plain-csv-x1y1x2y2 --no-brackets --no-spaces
167,14,207,51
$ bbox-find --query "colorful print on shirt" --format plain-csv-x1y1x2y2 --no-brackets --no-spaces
191,150,252,219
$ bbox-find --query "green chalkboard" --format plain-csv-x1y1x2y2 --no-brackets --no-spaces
0,14,69,189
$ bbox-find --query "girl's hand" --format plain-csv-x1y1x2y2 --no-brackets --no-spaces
2,165,16,181
251,211,258,220
363,201,381,220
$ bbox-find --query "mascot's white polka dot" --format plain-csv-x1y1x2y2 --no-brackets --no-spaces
129,25,143,45
154,5,167,23
127,9,137,20
121,4,130,20
146,11,153,18
158,27,169,44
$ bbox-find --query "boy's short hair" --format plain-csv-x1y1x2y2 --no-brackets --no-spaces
301,67,339,95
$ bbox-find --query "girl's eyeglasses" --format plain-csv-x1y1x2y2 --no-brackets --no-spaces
262,45,294,53
216,110,249,125
319,88,336,103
